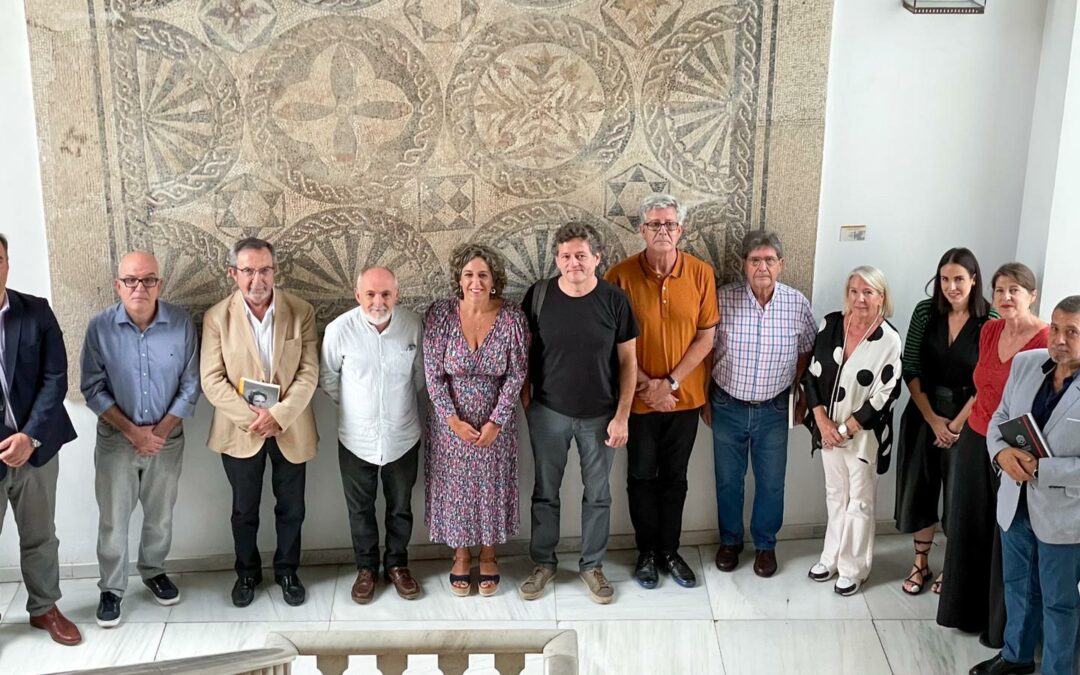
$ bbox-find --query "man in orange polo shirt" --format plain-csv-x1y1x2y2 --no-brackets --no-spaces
605,193,718,589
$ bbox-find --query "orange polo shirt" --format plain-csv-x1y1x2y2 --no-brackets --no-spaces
605,251,719,413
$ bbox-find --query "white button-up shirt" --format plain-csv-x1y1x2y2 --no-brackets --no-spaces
242,295,275,380
320,306,425,465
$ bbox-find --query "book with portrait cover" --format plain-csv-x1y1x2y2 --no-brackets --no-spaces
239,378,280,409
998,412,1054,459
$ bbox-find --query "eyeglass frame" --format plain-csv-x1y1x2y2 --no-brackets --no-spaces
747,256,781,269
116,276,162,289
229,265,277,279
642,220,682,232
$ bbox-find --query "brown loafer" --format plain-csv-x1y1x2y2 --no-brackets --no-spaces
351,568,376,605
29,606,82,646
754,549,778,578
386,566,421,600
715,544,743,572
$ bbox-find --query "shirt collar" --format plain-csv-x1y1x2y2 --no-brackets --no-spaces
113,300,171,327
1041,358,1056,375
242,293,275,325
636,250,685,280
0,292,9,317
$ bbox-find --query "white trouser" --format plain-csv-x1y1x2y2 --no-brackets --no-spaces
818,443,878,581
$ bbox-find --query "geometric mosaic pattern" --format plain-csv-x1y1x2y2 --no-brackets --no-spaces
24,0,833,392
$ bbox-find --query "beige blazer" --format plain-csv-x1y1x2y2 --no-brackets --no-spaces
200,289,319,462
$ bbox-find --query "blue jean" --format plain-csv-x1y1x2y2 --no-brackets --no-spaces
999,494,1080,675
711,386,790,550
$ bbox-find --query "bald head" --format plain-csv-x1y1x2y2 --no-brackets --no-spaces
115,250,162,322
355,266,398,328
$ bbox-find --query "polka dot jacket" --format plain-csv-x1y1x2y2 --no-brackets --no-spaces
801,311,904,474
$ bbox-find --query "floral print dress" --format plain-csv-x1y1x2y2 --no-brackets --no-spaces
423,298,530,547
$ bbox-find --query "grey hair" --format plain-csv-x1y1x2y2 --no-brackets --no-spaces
448,242,507,299
356,265,399,290
844,265,895,318
552,222,604,257
741,230,785,259
1054,295,1080,315
0,233,7,254
228,237,275,267
638,193,687,226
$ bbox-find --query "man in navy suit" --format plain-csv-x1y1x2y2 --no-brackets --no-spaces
0,233,81,645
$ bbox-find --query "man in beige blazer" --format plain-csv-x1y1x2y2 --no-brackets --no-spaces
201,237,319,608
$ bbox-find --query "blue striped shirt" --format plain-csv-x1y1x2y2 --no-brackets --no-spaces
80,301,201,424
711,281,817,402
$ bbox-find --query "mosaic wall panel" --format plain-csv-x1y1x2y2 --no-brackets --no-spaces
24,0,832,392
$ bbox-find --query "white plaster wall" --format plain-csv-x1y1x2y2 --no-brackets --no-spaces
0,0,1052,571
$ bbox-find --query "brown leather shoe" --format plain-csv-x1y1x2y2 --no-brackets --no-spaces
351,568,376,605
715,544,743,572
386,566,421,600
29,606,82,646
754,549,778,578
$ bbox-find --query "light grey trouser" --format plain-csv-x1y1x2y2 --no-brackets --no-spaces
0,456,61,616
526,401,615,572
95,420,184,596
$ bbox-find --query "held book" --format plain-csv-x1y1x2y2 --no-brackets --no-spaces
239,378,280,409
997,412,1054,459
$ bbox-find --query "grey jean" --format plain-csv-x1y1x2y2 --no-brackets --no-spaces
95,419,184,596
526,401,614,572
0,456,61,616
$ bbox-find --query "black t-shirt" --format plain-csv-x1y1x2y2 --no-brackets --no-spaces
522,277,639,418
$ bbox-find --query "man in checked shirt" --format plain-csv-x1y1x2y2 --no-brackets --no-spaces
707,231,816,578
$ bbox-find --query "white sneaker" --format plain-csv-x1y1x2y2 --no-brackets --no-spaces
834,576,862,596
808,563,834,582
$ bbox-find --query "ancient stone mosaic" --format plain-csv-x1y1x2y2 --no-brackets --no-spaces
24,0,832,391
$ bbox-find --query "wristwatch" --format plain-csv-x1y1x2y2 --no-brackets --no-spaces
666,375,680,391
837,423,849,437
28,436,42,449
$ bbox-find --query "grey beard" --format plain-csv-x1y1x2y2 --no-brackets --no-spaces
364,307,393,326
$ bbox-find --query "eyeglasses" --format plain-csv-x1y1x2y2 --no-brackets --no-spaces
231,266,276,279
117,276,161,288
643,221,681,232
747,256,780,269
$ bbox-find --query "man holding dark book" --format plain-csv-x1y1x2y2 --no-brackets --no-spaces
201,238,319,608
81,251,200,627
971,295,1080,675
321,266,425,604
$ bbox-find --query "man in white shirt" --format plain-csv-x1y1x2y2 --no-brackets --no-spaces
321,266,424,604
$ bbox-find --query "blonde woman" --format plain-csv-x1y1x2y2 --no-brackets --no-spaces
802,266,903,596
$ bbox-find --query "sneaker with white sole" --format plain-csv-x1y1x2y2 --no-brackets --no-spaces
808,563,835,582
579,567,614,604
834,576,863,596
96,591,122,628
519,565,556,601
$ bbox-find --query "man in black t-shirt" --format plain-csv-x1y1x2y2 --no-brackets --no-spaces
518,223,638,605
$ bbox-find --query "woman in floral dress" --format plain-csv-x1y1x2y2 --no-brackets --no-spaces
424,243,529,597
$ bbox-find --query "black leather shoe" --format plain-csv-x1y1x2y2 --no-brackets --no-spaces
659,551,697,588
715,544,743,572
275,574,307,606
143,573,181,606
969,654,1035,675
231,576,260,607
753,549,778,578
634,551,659,589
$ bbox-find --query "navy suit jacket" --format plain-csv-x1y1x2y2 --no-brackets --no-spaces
0,289,77,479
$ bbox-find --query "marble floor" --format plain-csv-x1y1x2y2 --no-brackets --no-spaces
0,534,1009,675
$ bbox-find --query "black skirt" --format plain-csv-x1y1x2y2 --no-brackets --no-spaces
893,399,948,533
936,423,1006,644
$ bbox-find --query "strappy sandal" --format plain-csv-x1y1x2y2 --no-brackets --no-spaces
449,549,471,597
478,554,500,597
931,573,943,595
901,538,933,596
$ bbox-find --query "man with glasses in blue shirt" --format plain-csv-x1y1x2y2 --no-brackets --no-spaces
81,251,200,627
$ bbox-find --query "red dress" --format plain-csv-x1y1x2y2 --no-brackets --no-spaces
968,319,1049,436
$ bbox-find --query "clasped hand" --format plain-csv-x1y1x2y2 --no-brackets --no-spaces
248,405,282,438
638,379,676,412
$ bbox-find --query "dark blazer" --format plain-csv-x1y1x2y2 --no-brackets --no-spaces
0,289,77,479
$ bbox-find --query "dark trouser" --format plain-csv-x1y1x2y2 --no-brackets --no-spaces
221,438,306,579
627,410,699,553
338,440,419,573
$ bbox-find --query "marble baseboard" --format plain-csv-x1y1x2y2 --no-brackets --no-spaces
0,520,905,583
